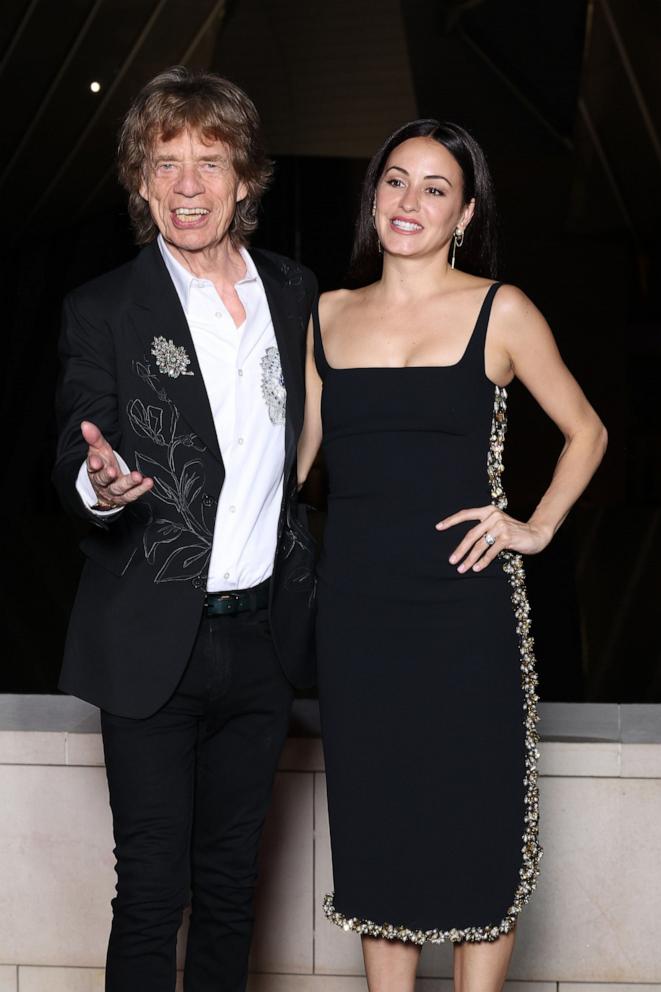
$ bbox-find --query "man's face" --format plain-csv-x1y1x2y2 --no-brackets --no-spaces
139,127,248,252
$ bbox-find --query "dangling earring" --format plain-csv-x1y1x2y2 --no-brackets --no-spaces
451,227,464,269
372,196,382,253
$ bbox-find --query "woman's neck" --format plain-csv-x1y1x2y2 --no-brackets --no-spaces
376,251,455,304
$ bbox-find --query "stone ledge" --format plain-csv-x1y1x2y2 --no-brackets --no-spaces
2,732,660,778
3,697,661,742
1,697,660,777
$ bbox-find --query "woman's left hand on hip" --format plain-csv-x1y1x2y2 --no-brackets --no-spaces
436,506,552,572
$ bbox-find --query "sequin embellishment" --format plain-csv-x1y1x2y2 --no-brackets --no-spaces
323,384,542,945
260,346,286,425
150,336,193,378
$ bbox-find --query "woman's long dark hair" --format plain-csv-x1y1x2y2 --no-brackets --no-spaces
349,119,498,285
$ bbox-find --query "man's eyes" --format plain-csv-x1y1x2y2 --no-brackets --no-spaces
155,162,219,171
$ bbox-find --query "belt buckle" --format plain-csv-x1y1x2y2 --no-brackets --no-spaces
220,592,240,604
219,591,242,614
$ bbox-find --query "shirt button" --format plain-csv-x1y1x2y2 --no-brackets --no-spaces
229,505,236,513
238,369,243,377
237,437,244,445
192,576,205,589
224,572,230,580
215,311,222,318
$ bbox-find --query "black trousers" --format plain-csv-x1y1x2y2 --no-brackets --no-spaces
100,608,293,992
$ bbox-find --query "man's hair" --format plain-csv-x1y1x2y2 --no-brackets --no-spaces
117,66,273,246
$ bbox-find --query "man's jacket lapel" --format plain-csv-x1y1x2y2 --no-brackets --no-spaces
128,242,224,466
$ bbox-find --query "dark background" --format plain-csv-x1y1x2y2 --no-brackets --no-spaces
1,0,659,701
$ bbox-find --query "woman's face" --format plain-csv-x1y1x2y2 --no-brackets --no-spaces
374,136,474,260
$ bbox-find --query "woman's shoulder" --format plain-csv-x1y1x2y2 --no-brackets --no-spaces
452,270,505,308
319,287,352,308
491,282,540,326
452,274,542,341
488,283,551,356
319,286,370,322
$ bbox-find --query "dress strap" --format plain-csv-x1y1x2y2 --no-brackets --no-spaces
312,301,330,380
463,281,502,368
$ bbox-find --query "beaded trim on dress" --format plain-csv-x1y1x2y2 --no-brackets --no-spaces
323,385,543,945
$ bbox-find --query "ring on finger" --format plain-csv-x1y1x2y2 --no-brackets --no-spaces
484,532,496,547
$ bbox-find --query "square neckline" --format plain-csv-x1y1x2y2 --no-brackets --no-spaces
314,282,501,375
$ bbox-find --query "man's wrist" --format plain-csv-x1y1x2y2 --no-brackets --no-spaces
90,497,118,512
76,455,128,516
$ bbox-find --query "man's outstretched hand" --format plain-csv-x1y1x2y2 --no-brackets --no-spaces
82,420,153,509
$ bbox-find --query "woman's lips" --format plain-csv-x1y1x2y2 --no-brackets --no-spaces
390,217,424,234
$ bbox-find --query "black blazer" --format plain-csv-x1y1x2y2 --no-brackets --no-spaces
53,241,318,718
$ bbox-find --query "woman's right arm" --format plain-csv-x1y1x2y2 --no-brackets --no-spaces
297,313,323,488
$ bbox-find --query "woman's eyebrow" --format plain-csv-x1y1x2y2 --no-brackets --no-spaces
384,164,453,185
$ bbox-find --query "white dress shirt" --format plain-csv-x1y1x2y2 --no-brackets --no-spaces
77,235,286,591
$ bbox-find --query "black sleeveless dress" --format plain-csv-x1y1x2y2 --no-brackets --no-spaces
313,283,542,945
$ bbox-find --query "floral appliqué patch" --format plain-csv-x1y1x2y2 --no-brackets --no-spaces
260,346,286,425
150,336,194,378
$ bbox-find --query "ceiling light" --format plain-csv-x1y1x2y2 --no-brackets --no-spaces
90,81,101,93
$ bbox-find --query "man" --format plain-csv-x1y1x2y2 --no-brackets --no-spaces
53,67,317,992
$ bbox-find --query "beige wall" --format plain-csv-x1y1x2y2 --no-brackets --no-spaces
0,700,660,991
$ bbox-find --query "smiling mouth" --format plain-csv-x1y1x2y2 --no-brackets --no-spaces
172,207,210,223
390,218,423,232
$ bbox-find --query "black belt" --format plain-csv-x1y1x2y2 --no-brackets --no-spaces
204,578,270,617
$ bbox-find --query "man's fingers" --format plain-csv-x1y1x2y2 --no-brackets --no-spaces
81,420,109,451
121,478,154,503
80,421,152,506
88,463,118,487
96,474,153,506
83,421,123,492
109,472,146,497
101,472,144,498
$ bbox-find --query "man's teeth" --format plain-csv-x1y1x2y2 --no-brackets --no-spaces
174,208,209,216
392,219,422,231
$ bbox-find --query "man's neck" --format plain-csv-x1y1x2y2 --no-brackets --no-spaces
163,236,247,291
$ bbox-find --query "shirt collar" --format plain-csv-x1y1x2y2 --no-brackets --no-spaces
157,234,258,312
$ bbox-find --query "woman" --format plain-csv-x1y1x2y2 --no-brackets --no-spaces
297,119,607,992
